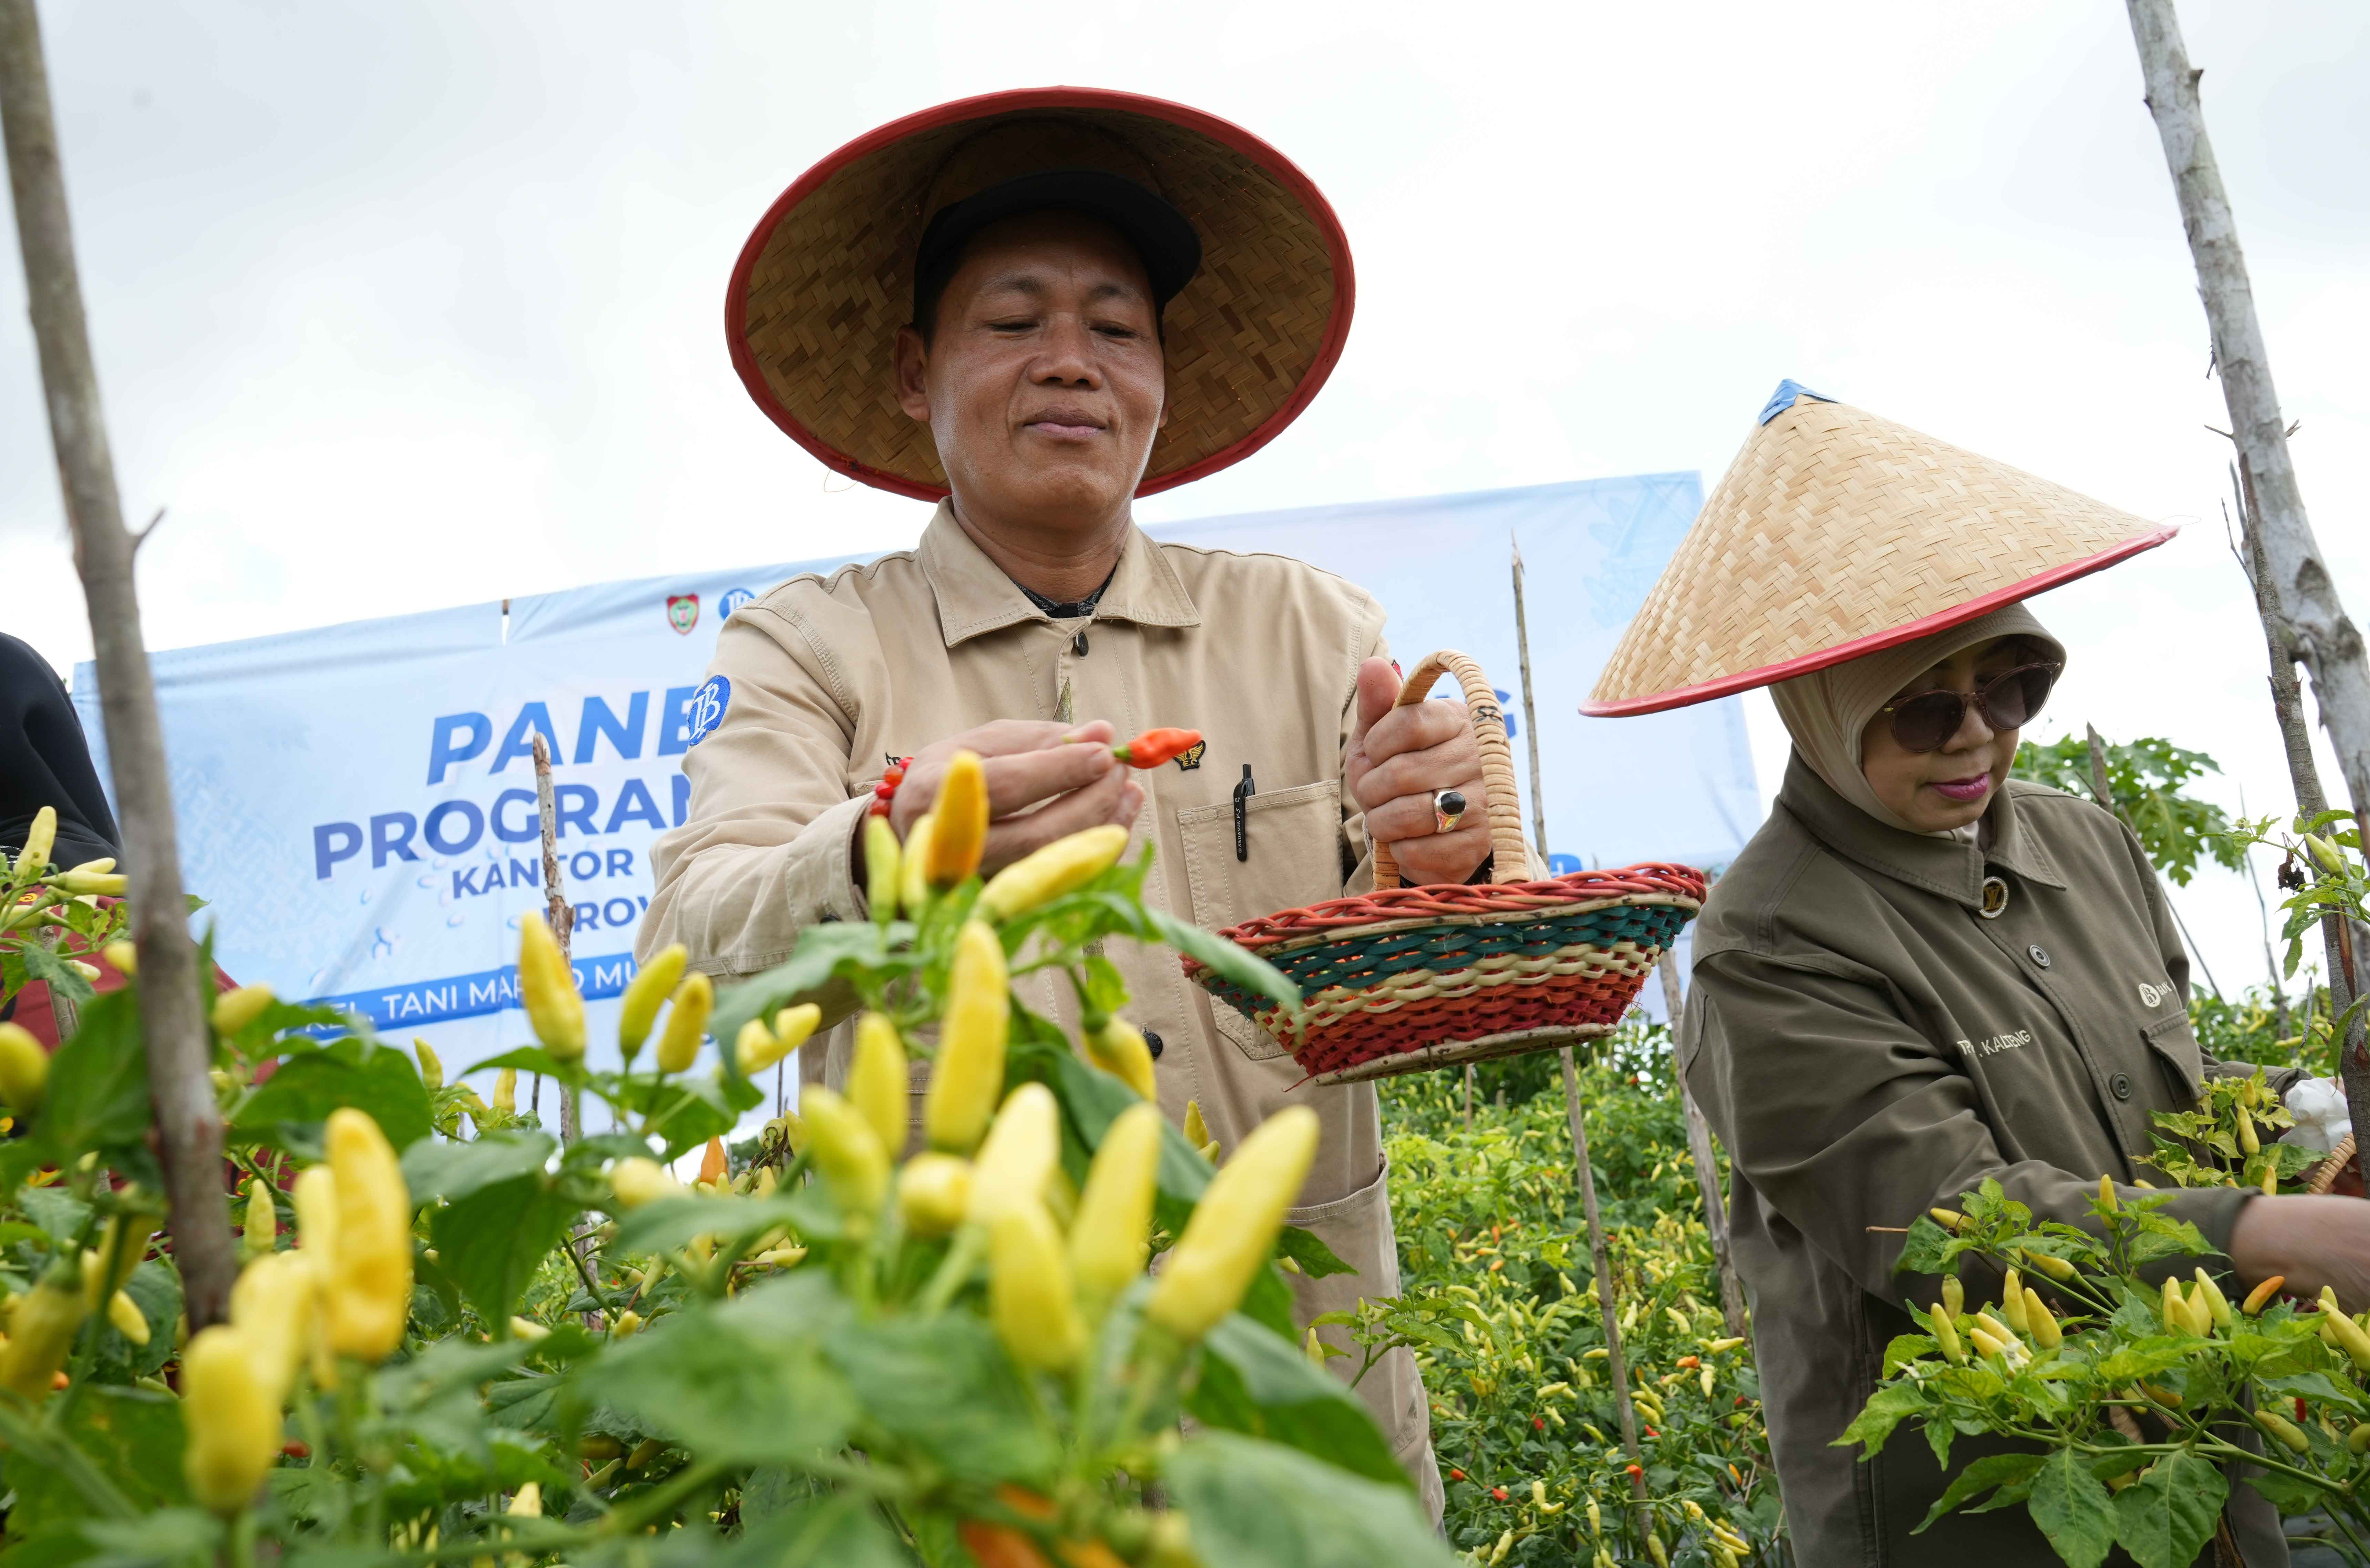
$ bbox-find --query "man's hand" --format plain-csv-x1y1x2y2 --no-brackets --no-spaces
1345,656,1491,887
859,719,1142,883
2229,1194,2370,1310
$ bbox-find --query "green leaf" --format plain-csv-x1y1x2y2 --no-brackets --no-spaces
1273,1225,1355,1282
16,941,96,1014
611,1072,764,1162
455,1046,579,1082
429,1172,575,1326
399,1128,556,1205
1164,1431,1458,1568
1837,1382,1929,1457
234,1046,431,1151
7,1387,189,1537
1143,907,1299,1014
564,1274,856,1464
1915,1452,2043,1533
822,1314,1060,1486
2110,1450,2226,1568
712,924,895,1045
1190,1314,1408,1488
717,1495,907,1568
2026,1448,2117,1568
76,1508,220,1568
38,988,151,1158
608,1188,840,1255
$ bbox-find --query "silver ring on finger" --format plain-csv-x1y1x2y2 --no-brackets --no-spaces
1432,788,1467,836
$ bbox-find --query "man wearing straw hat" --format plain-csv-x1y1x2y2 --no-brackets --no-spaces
1587,381,2370,1563
644,90,1500,1513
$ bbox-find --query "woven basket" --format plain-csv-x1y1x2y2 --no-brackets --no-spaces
1182,650,1707,1085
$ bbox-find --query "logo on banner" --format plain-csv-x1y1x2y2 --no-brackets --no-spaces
666,594,700,635
718,587,757,623
687,677,730,746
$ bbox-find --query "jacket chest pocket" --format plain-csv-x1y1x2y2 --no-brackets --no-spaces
1177,780,1344,1062
2141,1011,2204,1105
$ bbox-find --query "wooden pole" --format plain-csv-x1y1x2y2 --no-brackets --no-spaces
0,0,238,1328
1512,535,1648,1535
1663,961,1747,1339
2126,0,2370,1172
530,733,579,1144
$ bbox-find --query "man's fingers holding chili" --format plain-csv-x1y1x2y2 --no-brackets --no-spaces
985,766,1142,868
888,720,1117,837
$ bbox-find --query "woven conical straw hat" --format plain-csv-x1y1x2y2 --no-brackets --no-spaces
1583,383,2175,716
725,88,1353,501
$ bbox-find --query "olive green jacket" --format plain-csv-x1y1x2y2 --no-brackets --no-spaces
1681,757,2297,1566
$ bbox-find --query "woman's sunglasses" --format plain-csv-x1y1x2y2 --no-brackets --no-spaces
1876,662,2063,753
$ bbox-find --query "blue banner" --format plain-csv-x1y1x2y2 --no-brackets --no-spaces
76,475,1750,1069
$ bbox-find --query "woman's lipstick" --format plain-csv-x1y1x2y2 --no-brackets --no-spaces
1930,775,1991,803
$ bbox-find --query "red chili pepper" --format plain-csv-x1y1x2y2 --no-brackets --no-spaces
1532,1416,1545,1431
1644,1427,1659,1438
1624,1464,1643,1479
1112,727,1202,768
1490,1486,1509,1503
2297,1395,2310,1423
281,1439,310,1459
1676,1355,1700,1370
1448,1468,1465,1482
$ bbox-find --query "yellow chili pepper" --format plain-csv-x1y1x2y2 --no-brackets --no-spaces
1968,1326,2009,1360
731,1019,774,1079
242,1180,276,1258
1940,1274,1963,1318
925,921,1009,1154
413,1038,444,1092
2261,1159,2279,1196
509,1482,542,1518
1147,1106,1319,1343
2237,1105,2260,1157
617,943,687,1066
1070,1103,1162,1321
14,806,55,880
611,1311,643,1339
2023,1249,2077,1283
2305,832,2346,876
516,914,585,1064
106,1288,148,1347
2242,1274,2286,1315
849,1012,909,1154
2162,1274,2188,1334
211,984,277,1038
2023,1289,2061,1350
87,1217,146,1302
2255,1407,2311,1453
988,1197,1084,1372
52,870,124,896
0,1260,88,1402
927,750,989,888
1927,1207,1966,1232
967,1083,1059,1225
1183,1098,1218,1161
325,1108,413,1363
492,1068,517,1115
976,824,1130,921
181,1326,281,1516
802,1087,890,1218
898,812,937,916
741,1004,820,1078
2097,1175,2117,1213
603,1156,669,1211
0,1023,46,1115
2194,1268,2234,1331
2322,1297,2370,1371
2000,1283,2028,1335
2349,1422,2370,1455
229,1249,320,1402
1085,1017,1158,1101
864,814,902,924
655,972,712,1074
101,939,135,976
897,1153,973,1239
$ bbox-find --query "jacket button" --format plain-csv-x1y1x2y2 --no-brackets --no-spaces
2111,1072,2132,1101
2028,944,2051,968
1142,1029,1164,1060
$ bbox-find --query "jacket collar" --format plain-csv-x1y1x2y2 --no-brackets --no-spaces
1776,751,2066,909
916,501,1202,648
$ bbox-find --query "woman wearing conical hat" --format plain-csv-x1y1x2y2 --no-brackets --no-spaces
1588,384,2364,1564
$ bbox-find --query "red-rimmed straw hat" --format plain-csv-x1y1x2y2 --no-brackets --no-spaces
725,87,1355,501
1583,382,2176,716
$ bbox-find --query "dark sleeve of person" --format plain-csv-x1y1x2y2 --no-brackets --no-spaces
1686,949,2251,1309
0,633,121,868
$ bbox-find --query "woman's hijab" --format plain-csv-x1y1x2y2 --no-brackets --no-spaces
1768,604,2066,835
0,633,121,871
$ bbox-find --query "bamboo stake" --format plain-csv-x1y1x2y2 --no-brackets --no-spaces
1662,960,1747,1339
531,733,579,1145
0,0,238,1328
2126,0,2370,1176
1511,535,1648,1535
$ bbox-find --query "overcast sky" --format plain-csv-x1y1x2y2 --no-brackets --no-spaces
5,0,2367,1003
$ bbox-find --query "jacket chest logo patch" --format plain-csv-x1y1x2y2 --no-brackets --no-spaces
1172,739,1207,771
2137,982,2165,1008
1958,1028,2034,1058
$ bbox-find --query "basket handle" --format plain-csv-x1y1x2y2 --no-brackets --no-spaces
1369,650,1536,890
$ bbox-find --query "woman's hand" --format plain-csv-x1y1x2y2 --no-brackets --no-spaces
2228,1194,2370,1309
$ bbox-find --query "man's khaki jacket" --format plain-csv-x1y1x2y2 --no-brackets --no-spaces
641,503,1442,1514
1682,756,2295,1565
